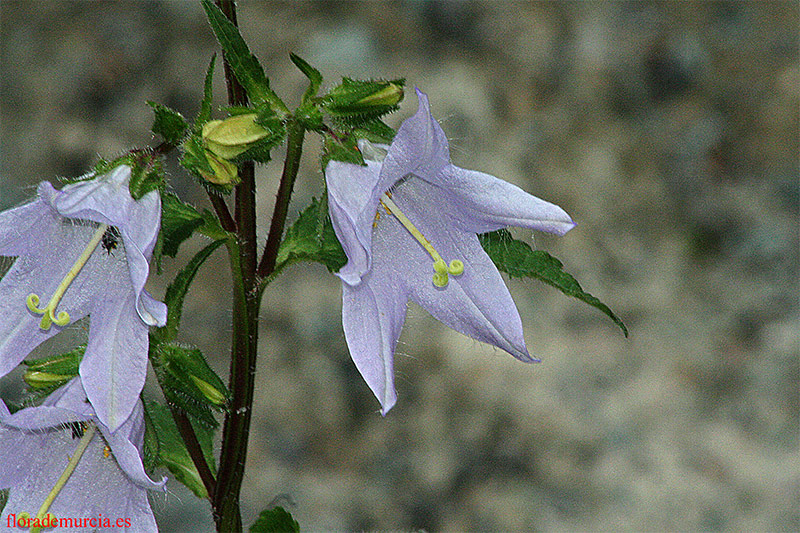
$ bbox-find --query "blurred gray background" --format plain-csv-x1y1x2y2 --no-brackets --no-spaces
1,1,798,531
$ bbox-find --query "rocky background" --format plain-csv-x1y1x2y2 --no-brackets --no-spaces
1,1,798,531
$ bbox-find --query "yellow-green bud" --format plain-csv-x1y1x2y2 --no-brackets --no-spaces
202,114,270,160
190,375,227,406
23,370,70,390
355,83,404,107
200,149,239,186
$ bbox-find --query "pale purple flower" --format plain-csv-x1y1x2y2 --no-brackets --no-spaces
0,165,166,431
325,89,576,414
0,378,165,532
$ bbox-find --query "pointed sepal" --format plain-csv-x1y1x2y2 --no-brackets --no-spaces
147,101,190,145
276,197,347,275
144,400,217,499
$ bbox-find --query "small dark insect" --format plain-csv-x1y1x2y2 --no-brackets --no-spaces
101,226,121,255
68,421,84,439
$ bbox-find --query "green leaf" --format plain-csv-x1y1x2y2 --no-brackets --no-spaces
150,342,228,428
127,154,165,201
144,400,217,499
276,197,347,274
147,101,189,145
198,54,217,125
353,119,396,144
201,0,287,114
479,229,628,336
160,193,206,258
290,53,322,104
181,134,214,175
157,239,226,343
197,207,233,241
141,403,161,472
322,132,365,167
250,507,299,533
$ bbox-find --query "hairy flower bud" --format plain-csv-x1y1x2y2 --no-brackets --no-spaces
190,375,227,407
355,82,404,108
23,370,72,390
201,149,239,186
202,113,270,160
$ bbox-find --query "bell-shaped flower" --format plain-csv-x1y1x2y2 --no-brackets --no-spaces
0,165,166,431
325,89,576,414
0,377,166,532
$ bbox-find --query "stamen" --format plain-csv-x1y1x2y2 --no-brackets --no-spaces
379,193,464,287
27,223,109,330
29,422,97,533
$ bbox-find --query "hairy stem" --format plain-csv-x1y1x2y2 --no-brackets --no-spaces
212,1,259,531
257,118,305,279
168,405,216,498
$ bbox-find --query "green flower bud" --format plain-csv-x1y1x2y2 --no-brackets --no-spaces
355,82,404,107
190,375,227,406
201,149,239,186
202,113,270,160
23,370,71,389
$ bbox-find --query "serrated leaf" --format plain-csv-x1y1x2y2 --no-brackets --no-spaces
250,507,299,533
144,400,216,499
290,53,322,104
201,0,287,114
276,197,347,274
160,193,206,258
147,101,189,145
197,208,232,241
479,229,628,336
353,119,396,144
157,239,226,344
150,342,228,428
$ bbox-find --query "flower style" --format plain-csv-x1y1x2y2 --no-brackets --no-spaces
0,165,166,431
0,378,166,532
325,89,576,414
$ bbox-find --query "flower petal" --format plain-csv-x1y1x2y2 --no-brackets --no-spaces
326,159,383,285
341,278,408,414
0,218,96,376
0,198,49,257
80,289,148,432
435,164,576,236
380,177,536,362
100,401,167,490
0,378,92,431
43,166,166,327
376,88,450,193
